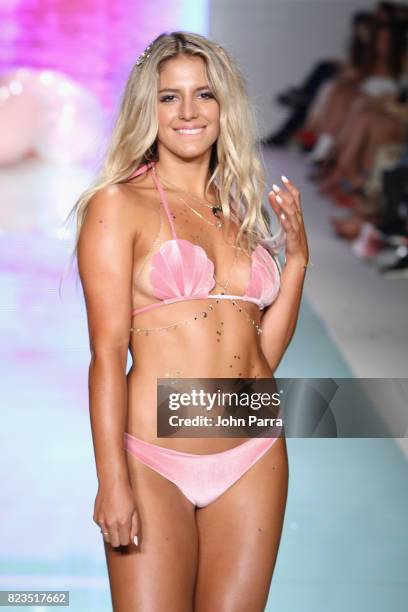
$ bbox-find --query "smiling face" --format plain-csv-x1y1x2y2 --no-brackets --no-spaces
156,54,220,162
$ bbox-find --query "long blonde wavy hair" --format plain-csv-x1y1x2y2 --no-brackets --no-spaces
63,30,284,283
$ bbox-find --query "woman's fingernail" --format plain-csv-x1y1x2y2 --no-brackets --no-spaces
281,175,289,183
280,212,286,220
272,184,280,192
276,195,283,203
133,535,139,546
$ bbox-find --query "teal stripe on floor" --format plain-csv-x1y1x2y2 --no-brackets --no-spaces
276,296,355,378
266,438,408,612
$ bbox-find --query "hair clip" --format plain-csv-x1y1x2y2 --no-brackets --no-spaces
136,44,153,67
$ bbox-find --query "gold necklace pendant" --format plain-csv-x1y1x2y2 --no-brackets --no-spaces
174,192,224,229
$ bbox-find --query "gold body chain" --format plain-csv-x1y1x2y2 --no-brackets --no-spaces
130,298,263,336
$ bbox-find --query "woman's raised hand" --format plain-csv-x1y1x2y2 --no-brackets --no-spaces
268,175,310,267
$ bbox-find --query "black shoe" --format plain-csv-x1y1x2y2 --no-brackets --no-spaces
277,91,309,108
275,86,300,100
261,131,290,147
378,250,408,278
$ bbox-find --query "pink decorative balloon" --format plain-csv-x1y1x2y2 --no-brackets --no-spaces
31,69,106,163
0,67,106,165
0,69,41,164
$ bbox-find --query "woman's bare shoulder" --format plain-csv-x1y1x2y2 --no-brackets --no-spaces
85,179,158,229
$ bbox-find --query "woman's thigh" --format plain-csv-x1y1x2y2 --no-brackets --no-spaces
104,454,198,612
194,436,289,612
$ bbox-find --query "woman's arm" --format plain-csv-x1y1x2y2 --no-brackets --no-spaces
260,176,309,372
77,184,139,547
260,256,307,372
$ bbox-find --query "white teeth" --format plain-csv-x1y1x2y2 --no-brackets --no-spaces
176,128,204,134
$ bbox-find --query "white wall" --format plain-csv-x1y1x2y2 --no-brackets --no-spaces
210,0,378,138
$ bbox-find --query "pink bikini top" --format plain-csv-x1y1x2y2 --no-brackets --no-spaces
130,161,281,317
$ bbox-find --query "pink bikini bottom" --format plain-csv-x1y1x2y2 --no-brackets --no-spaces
123,432,279,508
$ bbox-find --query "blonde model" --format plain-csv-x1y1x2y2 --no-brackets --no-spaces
69,31,309,612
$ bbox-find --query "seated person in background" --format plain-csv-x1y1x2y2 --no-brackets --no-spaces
308,18,407,164
262,10,374,146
